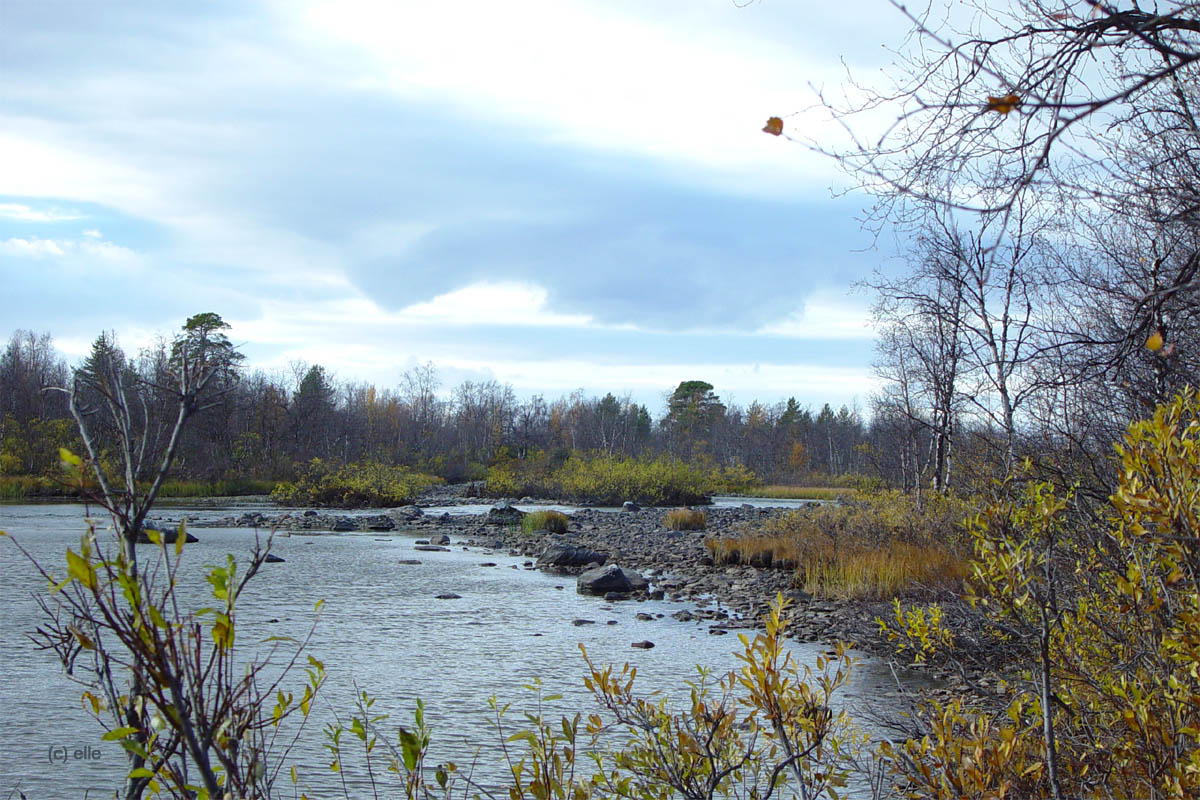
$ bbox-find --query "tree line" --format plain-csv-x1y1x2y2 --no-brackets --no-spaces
0,325,875,488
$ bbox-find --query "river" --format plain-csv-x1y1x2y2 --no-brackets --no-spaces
0,501,904,798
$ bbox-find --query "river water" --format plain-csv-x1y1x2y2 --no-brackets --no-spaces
0,501,902,798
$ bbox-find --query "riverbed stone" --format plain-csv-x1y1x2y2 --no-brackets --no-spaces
536,543,607,571
578,564,633,595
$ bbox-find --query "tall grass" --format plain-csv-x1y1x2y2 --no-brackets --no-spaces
706,491,974,600
154,479,279,498
663,509,707,531
0,475,89,499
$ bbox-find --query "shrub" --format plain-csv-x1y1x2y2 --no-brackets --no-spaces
753,485,856,501
486,452,758,506
521,509,570,534
663,508,707,530
270,459,442,507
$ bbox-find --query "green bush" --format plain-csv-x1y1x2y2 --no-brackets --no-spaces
270,459,442,508
521,509,570,534
486,452,759,506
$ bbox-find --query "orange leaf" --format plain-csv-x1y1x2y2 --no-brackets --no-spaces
762,116,784,136
1146,331,1164,351
986,94,1021,115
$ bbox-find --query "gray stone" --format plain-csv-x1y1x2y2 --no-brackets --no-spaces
536,543,607,570
621,501,641,512
430,533,451,546
487,502,525,525
578,564,633,595
631,641,655,649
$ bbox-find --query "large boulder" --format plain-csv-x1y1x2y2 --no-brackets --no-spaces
536,543,607,570
577,564,633,596
487,502,526,525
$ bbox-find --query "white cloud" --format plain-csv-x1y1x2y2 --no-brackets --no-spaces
0,235,139,264
399,282,593,327
290,0,845,185
0,237,66,257
758,290,875,340
0,202,85,222
82,228,103,238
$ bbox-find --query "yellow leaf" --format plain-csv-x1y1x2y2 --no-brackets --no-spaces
762,116,784,136
1146,330,1164,351
986,94,1021,114
59,447,82,467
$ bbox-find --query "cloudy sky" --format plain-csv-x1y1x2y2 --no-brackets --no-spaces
1,0,900,414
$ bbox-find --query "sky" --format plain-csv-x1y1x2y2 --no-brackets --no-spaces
0,0,902,416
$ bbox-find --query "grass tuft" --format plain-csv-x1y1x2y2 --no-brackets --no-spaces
521,509,570,534
663,509,707,531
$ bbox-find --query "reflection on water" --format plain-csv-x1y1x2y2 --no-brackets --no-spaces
0,503,903,799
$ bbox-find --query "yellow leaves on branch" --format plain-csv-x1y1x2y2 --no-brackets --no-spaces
986,94,1021,115
1146,330,1164,351
762,116,784,136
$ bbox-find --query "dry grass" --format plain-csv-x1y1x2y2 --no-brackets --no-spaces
705,491,974,600
663,508,707,531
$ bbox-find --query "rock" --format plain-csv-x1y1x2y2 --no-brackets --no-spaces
578,564,634,595
436,593,462,600
331,517,356,532
364,514,395,531
572,618,596,626
635,612,654,621
136,527,199,544
671,610,696,622
631,641,655,649
626,570,649,592
390,505,424,520
430,533,451,546
536,543,607,570
414,545,450,552
398,559,422,565
479,562,497,567
487,502,525,525
622,501,641,512
604,591,630,601
265,554,285,563
303,510,318,517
